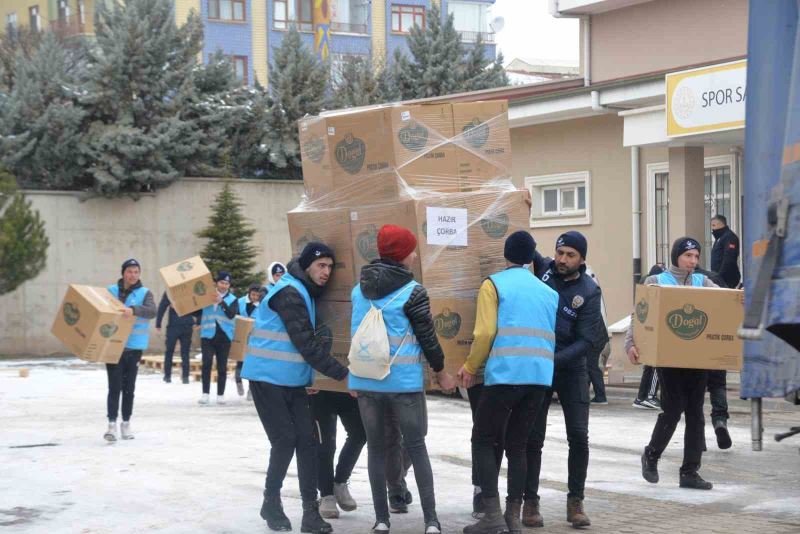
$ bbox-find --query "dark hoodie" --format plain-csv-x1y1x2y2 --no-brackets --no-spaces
114,279,156,319
359,258,445,373
268,259,348,381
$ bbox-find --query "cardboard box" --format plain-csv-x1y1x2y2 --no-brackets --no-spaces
159,256,216,316
299,108,397,201
451,101,512,189
51,285,135,363
350,201,423,280
229,316,255,362
312,300,352,392
287,207,356,301
632,284,744,370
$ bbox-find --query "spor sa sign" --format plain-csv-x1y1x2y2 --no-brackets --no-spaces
666,59,747,137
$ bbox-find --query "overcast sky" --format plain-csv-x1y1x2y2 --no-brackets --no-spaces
490,0,579,64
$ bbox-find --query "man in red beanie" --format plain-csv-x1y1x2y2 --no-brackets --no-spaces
350,224,456,534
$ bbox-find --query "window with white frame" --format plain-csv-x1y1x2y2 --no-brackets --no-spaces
525,171,591,227
447,1,492,42
6,12,17,30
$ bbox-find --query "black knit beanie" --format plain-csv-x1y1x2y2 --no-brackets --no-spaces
299,242,336,270
556,231,588,259
121,258,141,275
504,231,536,265
670,237,701,267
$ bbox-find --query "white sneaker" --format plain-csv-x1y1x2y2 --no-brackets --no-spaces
372,522,390,533
198,393,210,405
103,421,117,442
425,523,441,534
319,495,339,519
246,389,253,401
334,481,357,511
120,421,134,440
217,395,226,405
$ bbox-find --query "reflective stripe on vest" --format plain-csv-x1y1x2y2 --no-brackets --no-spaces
241,273,316,387
107,284,151,350
657,272,704,287
200,293,237,340
485,268,558,387
348,280,422,393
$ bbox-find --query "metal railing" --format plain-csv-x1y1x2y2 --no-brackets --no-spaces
50,14,86,36
458,30,495,43
330,21,368,34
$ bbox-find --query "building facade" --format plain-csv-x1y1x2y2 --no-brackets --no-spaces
2,0,97,36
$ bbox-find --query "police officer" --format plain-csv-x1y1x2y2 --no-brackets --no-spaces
628,237,718,491
523,232,606,529
242,242,348,534
197,271,237,405
710,214,741,289
234,283,262,397
103,259,156,442
459,231,559,534
155,291,198,384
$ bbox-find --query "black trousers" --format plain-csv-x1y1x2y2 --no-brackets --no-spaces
473,384,547,502
164,326,192,380
251,381,318,502
106,350,142,422
646,368,707,474
311,391,367,496
385,399,414,498
707,370,729,424
587,350,607,401
467,383,504,488
235,361,244,384
637,365,660,401
201,328,230,395
526,370,590,500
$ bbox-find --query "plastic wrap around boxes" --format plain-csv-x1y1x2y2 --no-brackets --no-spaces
293,100,521,391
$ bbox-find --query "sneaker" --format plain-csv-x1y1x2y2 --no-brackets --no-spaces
163,375,171,383
590,397,608,405
120,421,134,440
679,472,713,490
333,481,357,511
182,376,190,384
319,495,339,519
641,450,659,484
372,521,390,533
642,397,661,410
247,389,253,401
103,421,118,442
714,420,732,449
237,381,245,396
217,395,226,405
198,393,210,405
632,399,650,410
424,520,441,534
389,494,408,514
404,491,413,505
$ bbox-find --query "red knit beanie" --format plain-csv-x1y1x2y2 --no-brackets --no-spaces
377,224,418,263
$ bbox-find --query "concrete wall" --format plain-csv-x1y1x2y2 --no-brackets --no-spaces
510,114,634,325
590,0,748,83
0,178,304,356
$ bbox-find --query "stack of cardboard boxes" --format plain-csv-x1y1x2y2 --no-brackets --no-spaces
292,100,527,391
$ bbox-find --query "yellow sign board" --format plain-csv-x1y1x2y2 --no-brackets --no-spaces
666,60,747,137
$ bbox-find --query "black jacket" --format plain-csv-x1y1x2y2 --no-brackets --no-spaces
156,292,199,329
710,226,741,288
268,260,348,381
540,263,607,372
359,258,445,373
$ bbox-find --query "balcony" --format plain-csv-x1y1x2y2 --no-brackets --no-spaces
458,30,495,43
330,21,368,35
50,15,87,36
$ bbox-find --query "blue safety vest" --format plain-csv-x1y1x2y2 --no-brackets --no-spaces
108,285,151,350
237,296,258,318
241,273,315,387
349,281,423,393
200,292,237,340
485,268,558,386
657,272,705,287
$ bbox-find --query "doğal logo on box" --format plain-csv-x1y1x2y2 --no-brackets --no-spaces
462,118,490,148
479,213,509,238
335,133,366,175
356,225,379,261
63,303,80,326
303,137,326,164
193,281,207,296
433,308,461,339
99,323,119,338
398,121,429,152
296,231,321,254
666,304,708,340
635,299,649,323
177,261,193,272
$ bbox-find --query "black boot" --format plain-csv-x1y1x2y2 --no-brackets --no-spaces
260,493,292,531
463,496,507,534
679,472,713,490
714,420,732,449
301,499,333,534
641,449,659,484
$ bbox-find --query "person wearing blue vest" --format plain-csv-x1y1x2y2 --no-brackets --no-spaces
627,237,718,491
103,259,156,442
350,224,456,534
233,283,262,397
198,271,237,405
242,242,349,534
260,261,287,301
458,231,559,534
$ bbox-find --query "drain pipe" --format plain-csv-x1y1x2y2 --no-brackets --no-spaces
550,0,590,86
631,146,642,292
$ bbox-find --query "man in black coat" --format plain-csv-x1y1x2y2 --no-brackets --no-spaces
156,292,199,384
710,214,741,289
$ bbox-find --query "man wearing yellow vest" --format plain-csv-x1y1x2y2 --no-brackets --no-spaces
103,259,156,442
242,242,348,534
197,271,237,405
458,231,559,534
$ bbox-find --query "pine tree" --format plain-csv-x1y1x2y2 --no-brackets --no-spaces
262,26,329,178
196,183,265,292
0,25,42,92
460,35,509,92
0,168,49,295
332,56,384,108
404,4,463,98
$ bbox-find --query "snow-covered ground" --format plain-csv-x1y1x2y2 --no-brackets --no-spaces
1,359,799,533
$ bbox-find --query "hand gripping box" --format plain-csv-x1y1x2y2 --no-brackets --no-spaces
159,256,216,317
229,316,255,362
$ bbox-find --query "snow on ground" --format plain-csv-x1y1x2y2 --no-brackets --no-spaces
1,359,799,533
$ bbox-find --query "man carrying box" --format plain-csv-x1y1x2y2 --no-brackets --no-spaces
103,259,156,442
458,231,559,534
626,237,718,490
197,271,237,405
243,242,349,534
155,291,199,384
